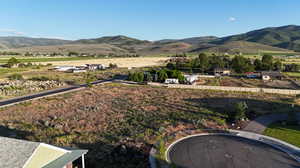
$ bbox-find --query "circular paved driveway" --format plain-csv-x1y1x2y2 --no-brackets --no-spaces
167,134,299,168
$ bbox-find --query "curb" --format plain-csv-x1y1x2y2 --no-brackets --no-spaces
149,130,300,168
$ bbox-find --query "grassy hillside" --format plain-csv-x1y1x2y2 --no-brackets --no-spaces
155,36,218,45
0,36,70,48
199,41,293,54
5,43,128,55
139,42,192,54
2,25,300,55
214,25,300,51
75,35,151,46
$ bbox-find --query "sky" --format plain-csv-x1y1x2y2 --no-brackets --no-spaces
0,0,299,41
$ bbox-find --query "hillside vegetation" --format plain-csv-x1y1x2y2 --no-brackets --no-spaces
1,25,300,55
214,25,300,51
201,41,292,54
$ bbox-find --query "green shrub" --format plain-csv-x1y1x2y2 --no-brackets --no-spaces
8,73,24,80
128,72,144,82
229,101,248,122
29,76,51,81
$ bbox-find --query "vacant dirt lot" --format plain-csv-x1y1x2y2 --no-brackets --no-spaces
0,84,297,168
40,57,169,68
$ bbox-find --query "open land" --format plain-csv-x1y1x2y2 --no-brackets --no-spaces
0,83,298,167
40,57,169,67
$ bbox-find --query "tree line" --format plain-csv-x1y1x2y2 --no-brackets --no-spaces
167,53,286,73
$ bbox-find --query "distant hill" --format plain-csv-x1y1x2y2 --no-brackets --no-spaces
1,25,300,55
74,35,151,46
0,37,70,49
214,25,300,51
194,41,292,54
139,42,192,54
7,43,128,55
155,36,218,45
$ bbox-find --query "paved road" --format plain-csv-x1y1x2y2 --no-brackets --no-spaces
168,135,299,168
0,79,113,107
244,113,300,134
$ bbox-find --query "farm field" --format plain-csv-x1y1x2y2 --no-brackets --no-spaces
0,56,98,63
264,123,300,147
0,83,297,168
41,57,169,67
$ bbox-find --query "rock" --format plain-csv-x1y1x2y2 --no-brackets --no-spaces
54,123,63,129
44,120,50,127
120,145,127,154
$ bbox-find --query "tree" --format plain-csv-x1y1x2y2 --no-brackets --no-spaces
261,54,273,70
231,102,248,121
166,63,176,70
128,72,144,82
231,56,254,73
198,53,210,73
158,69,168,82
144,72,153,82
209,55,225,70
7,57,20,68
273,60,283,71
285,63,300,72
109,63,118,69
254,59,263,71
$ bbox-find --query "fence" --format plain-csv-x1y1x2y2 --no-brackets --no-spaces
149,83,300,95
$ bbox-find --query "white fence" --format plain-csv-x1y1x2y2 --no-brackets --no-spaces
163,84,300,95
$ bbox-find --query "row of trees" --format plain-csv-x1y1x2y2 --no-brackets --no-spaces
167,53,283,73
5,57,52,68
128,69,185,83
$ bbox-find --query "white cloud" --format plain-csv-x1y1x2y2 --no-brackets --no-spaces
228,17,236,22
0,29,25,36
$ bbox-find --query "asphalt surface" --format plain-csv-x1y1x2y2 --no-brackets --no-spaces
0,79,113,107
244,113,300,134
168,135,300,168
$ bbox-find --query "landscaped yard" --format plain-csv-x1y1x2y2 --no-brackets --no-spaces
264,123,300,147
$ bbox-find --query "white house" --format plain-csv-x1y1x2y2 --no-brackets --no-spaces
184,75,198,85
165,78,179,84
54,66,76,72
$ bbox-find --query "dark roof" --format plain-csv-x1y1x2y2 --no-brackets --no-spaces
214,68,231,71
261,71,283,77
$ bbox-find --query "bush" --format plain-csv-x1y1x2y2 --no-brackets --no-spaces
229,102,248,122
109,63,118,69
7,57,20,68
29,76,51,81
128,72,144,82
8,74,24,80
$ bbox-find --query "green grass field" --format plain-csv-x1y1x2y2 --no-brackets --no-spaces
283,72,300,77
264,123,300,147
0,56,101,64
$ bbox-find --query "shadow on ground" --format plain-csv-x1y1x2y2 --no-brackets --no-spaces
184,97,299,120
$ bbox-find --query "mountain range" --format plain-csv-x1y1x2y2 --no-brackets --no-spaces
1,25,300,55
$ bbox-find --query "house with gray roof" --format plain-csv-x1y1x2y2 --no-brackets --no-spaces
0,136,88,168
